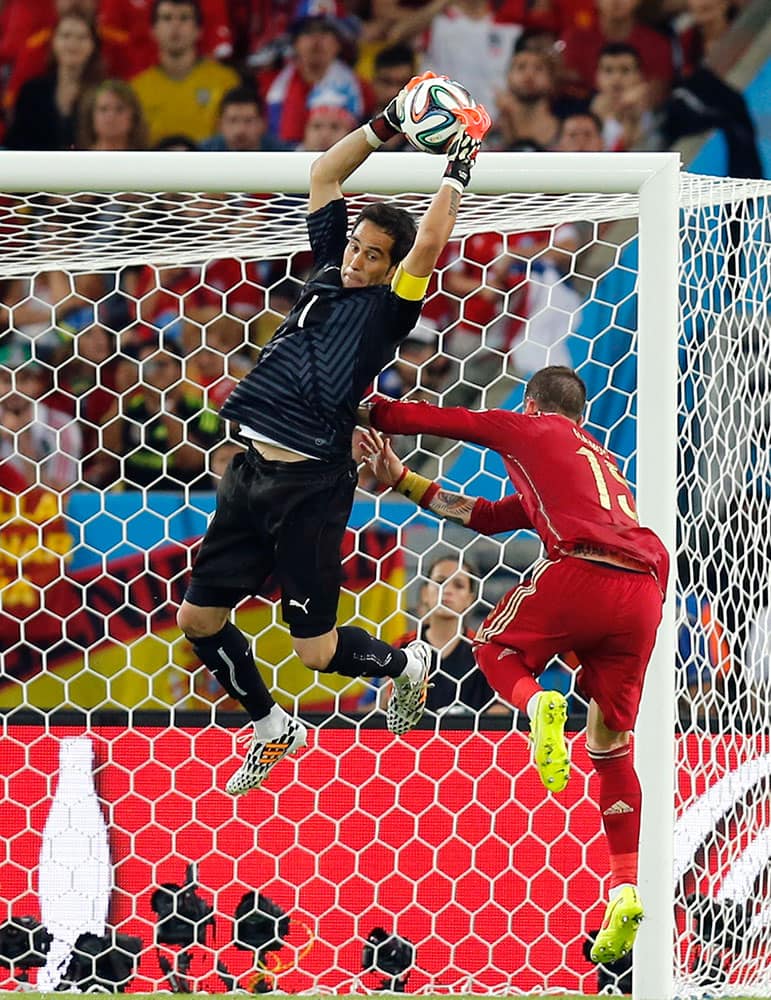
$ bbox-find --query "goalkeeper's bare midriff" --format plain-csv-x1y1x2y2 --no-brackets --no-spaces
250,441,308,463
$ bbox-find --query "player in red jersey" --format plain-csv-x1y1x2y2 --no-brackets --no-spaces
358,365,670,965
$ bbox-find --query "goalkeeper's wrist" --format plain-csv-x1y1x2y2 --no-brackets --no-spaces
443,159,473,192
393,466,440,508
363,114,399,149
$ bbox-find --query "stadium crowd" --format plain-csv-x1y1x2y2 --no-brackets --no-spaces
0,0,765,719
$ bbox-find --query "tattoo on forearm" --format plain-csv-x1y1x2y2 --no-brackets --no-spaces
448,189,460,218
430,490,475,524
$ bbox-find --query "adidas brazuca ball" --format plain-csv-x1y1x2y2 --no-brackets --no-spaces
399,77,475,154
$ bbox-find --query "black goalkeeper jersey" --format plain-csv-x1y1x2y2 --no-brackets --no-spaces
220,199,422,462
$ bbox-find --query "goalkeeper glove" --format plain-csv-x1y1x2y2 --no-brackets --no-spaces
363,70,445,148
442,104,492,192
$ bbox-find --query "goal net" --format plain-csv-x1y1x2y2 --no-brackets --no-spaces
0,151,769,998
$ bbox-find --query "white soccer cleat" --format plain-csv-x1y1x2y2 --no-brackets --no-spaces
386,639,435,735
226,717,308,796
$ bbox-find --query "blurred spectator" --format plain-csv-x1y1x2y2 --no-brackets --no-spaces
199,85,282,151
360,555,505,718
414,1,523,114
76,79,149,150
244,0,295,75
494,45,559,150
368,43,416,151
590,42,654,150
377,321,451,399
676,0,737,78
265,12,369,147
5,8,102,151
554,109,604,150
99,0,233,79
0,362,82,493
56,324,122,487
130,0,241,147
299,87,361,150
504,224,582,377
0,0,97,127
560,0,674,106
102,345,221,491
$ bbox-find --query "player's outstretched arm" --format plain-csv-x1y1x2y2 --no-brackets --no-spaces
398,104,491,279
358,427,534,535
359,428,476,526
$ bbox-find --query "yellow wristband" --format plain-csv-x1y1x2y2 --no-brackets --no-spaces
391,264,430,301
394,467,435,505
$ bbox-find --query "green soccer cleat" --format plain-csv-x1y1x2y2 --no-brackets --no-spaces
590,886,644,964
529,690,570,793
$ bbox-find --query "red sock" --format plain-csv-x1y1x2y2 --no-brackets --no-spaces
589,744,641,887
475,643,541,713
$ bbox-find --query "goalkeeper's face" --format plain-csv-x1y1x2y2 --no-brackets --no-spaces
342,221,397,288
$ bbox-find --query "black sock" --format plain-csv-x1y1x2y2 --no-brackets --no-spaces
190,622,274,721
326,626,408,678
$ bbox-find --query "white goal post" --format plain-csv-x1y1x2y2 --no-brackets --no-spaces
1,150,769,999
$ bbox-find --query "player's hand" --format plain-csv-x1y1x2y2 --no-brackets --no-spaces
444,104,491,190
359,428,404,487
365,71,447,147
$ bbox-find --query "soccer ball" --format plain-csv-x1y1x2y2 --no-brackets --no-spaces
399,77,475,155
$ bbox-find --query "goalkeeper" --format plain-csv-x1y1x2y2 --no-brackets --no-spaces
358,365,669,966
177,73,491,797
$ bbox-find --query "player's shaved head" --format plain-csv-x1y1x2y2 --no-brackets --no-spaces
525,366,586,421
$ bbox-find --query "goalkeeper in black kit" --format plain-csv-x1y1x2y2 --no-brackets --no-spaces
177,73,491,795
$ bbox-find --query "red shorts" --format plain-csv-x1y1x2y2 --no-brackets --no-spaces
475,557,663,732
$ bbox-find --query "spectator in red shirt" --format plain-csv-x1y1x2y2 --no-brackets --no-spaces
494,43,560,150
560,0,674,106
265,13,369,147
5,8,102,151
676,0,737,78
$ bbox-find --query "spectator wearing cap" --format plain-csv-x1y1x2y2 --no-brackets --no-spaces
298,86,362,151
199,86,285,150
265,10,370,148
130,0,241,147
559,0,674,106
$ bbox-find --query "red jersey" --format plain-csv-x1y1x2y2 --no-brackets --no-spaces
370,400,669,591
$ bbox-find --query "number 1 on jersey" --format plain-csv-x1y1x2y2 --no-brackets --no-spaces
576,446,638,522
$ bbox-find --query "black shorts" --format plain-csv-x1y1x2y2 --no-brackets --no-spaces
185,446,357,638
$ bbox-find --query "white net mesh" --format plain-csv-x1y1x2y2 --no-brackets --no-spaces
0,161,770,995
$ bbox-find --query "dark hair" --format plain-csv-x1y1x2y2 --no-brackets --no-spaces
373,43,416,75
557,109,603,138
525,366,586,420
153,133,198,150
426,553,479,601
350,203,417,267
218,85,264,117
513,27,558,55
151,0,203,26
77,79,149,150
598,42,642,66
